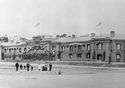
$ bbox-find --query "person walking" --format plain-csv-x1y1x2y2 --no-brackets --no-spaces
26,62,30,71
49,63,52,71
15,62,19,71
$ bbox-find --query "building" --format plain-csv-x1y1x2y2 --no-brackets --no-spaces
0,31,125,62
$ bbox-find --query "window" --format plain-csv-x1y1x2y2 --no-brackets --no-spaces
70,45,73,51
66,45,69,48
69,54,73,59
97,43,103,50
78,45,82,51
9,49,11,53
87,44,90,50
77,53,82,58
61,46,65,51
86,53,90,58
14,48,16,51
116,54,121,62
4,49,6,53
74,45,77,48
116,43,121,50
52,45,56,50
24,48,27,51
19,48,21,52
83,44,85,47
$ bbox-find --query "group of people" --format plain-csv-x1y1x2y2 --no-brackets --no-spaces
38,62,52,71
15,61,52,72
15,62,33,71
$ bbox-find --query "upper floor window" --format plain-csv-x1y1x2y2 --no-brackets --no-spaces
61,46,65,51
9,48,11,53
116,43,121,50
78,45,82,51
4,49,6,53
83,44,85,47
52,45,56,50
87,44,90,50
24,48,27,51
14,48,16,51
70,45,73,51
97,43,103,50
74,45,77,48
19,48,21,52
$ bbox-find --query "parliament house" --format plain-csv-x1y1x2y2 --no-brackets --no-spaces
0,31,125,62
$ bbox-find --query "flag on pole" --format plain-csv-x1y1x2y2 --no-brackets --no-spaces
96,22,102,26
35,22,40,27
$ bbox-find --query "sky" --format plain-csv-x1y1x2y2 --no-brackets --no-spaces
0,0,125,39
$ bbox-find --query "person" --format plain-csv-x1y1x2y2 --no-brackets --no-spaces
20,63,23,70
109,56,111,64
15,62,19,71
44,62,48,71
31,66,33,71
49,63,52,71
26,62,30,71
38,63,42,71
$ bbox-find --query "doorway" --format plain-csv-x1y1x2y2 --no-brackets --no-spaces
97,54,102,61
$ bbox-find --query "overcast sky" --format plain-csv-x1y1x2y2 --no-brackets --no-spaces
0,0,125,39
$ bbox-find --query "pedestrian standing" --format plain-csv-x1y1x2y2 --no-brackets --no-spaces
26,62,30,71
109,56,111,64
20,63,23,70
44,62,48,71
31,66,33,71
15,62,19,71
38,63,42,71
49,63,52,71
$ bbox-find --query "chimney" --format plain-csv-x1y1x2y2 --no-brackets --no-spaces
72,34,75,38
91,33,95,37
110,31,115,37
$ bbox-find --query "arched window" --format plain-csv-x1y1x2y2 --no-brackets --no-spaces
116,54,121,62
52,45,56,50
19,48,21,52
61,45,65,51
24,48,27,51
86,53,90,58
70,45,73,51
69,54,73,59
116,43,121,50
74,45,77,48
97,43,103,50
87,44,90,50
78,45,82,51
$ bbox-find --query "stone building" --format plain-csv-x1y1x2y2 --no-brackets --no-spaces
0,31,125,62
52,31,125,62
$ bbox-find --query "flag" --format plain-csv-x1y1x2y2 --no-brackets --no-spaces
96,22,102,26
35,22,40,27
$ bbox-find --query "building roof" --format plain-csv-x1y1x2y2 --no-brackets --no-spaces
94,34,125,40
53,36,92,43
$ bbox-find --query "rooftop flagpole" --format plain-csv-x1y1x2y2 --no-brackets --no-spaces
96,22,102,38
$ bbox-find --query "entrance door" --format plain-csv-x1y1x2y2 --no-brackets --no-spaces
97,54,102,61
